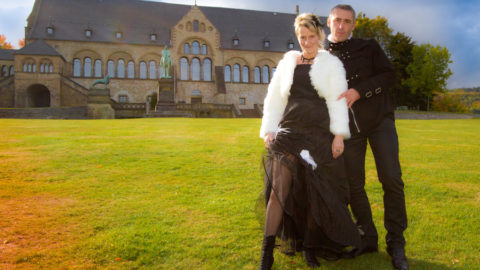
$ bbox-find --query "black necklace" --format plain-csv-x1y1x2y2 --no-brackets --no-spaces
301,55,315,63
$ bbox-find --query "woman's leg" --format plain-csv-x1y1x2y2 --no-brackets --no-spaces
260,154,295,270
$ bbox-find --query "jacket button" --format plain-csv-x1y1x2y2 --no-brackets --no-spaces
375,87,382,94
366,91,373,98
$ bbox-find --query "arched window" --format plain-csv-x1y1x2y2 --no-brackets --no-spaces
193,20,199,32
180,57,188,80
192,41,200,54
40,64,44,73
242,66,249,83
84,57,92,77
203,58,211,81
28,64,32,72
117,59,125,78
94,60,102,77
139,61,147,79
9,65,14,75
191,58,200,81
233,64,240,82
262,65,269,83
224,65,231,82
48,64,53,73
107,60,115,78
202,44,207,55
254,66,260,83
127,61,135,78
23,64,27,72
73,58,81,77
149,61,157,79
32,64,36,73
271,67,276,79
184,43,190,54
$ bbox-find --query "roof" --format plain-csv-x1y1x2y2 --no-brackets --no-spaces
0,49,15,60
14,39,61,57
26,0,328,52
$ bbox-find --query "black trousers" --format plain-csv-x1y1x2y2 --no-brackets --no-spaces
344,117,407,247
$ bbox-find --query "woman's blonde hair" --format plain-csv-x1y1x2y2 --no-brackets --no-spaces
294,13,325,49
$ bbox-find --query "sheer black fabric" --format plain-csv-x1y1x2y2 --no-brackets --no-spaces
262,64,361,257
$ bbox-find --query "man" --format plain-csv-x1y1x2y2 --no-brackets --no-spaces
326,4,408,270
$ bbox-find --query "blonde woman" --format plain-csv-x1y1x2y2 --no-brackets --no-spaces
258,13,360,269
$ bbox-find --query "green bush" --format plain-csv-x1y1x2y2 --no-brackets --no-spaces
432,93,468,113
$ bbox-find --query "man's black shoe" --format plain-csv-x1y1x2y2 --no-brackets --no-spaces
356,240,378,256
387,246,409,270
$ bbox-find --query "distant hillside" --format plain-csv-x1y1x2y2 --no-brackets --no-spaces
449,88,480,113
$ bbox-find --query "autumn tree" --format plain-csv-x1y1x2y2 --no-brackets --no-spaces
0,34,14,49
18,38,25,48
353,12,392,51
403,44,453,110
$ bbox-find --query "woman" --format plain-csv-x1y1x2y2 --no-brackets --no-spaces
258,13,361,269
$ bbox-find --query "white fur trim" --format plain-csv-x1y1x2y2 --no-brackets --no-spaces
300,149,317,170
260,50,350,139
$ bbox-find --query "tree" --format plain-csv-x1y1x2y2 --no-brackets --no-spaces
386,32,416,107
18,38,25,48
403,44,453,110
353,12,392,51
0,34,14,49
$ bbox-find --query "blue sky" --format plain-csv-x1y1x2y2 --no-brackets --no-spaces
1,0,479,89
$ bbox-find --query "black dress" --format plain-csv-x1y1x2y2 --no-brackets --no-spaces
263,64,361,257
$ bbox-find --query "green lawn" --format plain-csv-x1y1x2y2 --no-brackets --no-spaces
0,118,479,269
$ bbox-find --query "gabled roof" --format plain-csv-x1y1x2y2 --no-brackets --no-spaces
25,0,324,52
0,49,15,60
14,39,61,57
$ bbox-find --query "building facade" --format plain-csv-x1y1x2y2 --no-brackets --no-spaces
0,0,329,117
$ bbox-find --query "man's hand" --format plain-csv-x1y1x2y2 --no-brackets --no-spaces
338,88,360,108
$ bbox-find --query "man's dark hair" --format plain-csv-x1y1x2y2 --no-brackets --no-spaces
330,4,356,21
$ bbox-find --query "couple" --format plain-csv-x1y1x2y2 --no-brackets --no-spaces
259,4,408,270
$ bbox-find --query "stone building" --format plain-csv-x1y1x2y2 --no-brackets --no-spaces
0,0,328,118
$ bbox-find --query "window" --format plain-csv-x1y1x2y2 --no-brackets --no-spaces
150,34,157,41
191,90,202,104
184,43,190,54
94,60,102,77
242,66,249,83
288,42,294,49
233,64,240,82
48,64,52,73
271,67,276,79
117,59,125,78
202,44,207,54
32,64,36,73
233,39,239,46
23,64,27,72
180,57,188,80
191,58,200,81
262,65,269,83
149,61,157,79
40,64,44,73
85,29,92,38
254,67,260,83
107,60,115,78
115,32,122,39
224,65,231,82
73,58,81,77
203,58,211,81
192,41,200,54
47,26,54,35
193,20,199,32
139,61,147,79
127,61,135,78
239,97,246,105
10,65,14,75
264,40,270,48
28,64,32,72
84,57,92,77
119,95,128,103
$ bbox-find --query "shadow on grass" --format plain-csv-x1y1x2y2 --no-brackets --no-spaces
314,252,460,270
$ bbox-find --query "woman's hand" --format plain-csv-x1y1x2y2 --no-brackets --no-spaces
264,132,275,149
332,135,344,159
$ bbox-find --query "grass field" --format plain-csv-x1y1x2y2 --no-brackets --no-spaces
0,118,479,269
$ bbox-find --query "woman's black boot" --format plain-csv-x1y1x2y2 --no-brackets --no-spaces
303,248,321,268
259,235,276,270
